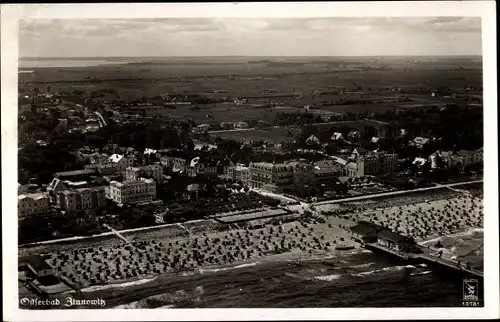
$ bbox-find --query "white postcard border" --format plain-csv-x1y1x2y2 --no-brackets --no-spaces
2,1,498,321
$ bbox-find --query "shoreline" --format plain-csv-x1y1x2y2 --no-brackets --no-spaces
75,224,482,309
20,189,483,307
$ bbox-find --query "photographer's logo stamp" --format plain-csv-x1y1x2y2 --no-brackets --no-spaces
462,279,479,306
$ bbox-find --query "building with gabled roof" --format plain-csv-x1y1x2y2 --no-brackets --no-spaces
331,132,344,141
409,137,431,149
306,134,320,145
108,154,134,171
18,193,50,217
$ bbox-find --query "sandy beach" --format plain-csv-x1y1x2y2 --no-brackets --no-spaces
45,213,357,289
21,187,483,294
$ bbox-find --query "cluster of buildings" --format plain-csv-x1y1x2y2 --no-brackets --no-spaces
429,148,483,170
193,120,250,133
222,146,400,194
226,159,338,193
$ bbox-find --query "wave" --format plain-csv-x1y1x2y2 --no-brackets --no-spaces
410,270,433,276
113,286,203,309
198,262,258,274
284,272,315,281
351,265,406,277
314,274,342,281
348,262,376,269
81,277,156,293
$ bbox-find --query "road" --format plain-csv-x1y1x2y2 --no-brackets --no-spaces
313,180,482,205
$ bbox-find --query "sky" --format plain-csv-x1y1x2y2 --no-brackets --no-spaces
19,17,482,57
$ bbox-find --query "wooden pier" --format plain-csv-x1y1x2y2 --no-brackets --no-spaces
365,242,483,279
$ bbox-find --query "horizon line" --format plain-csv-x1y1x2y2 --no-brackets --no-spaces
20,54,483,59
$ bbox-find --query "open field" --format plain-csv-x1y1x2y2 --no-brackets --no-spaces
210,127,301,143
20,56,482,125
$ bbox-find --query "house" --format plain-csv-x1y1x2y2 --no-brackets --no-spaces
409,137,430,149
216,158,233,176
47,178,69,200
108,154,133,172
456,150,476,167
227,164,250,185
439,151,463,169
186,184,201,199
331,132,344,141
126,164,163,182
306,134,320,145
56,186,106,212
188,157,218,177
194,124,210,133
347,130,361,142
474,147,483,164
346,151,398,177
161,156,187,172
350,147,367,159
350,222,384,243
412,157,427,167
18,183,39,195
330,156,349,168
429,152,443,169
377,230,416,251
248,161,314,191
144,148,157,156
19,255,55,280
18,193,50,217
314,160,343,184
236,121,249,129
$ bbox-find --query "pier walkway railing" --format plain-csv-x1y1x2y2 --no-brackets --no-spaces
365,242,483,279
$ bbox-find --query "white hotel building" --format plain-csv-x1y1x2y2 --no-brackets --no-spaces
108,178,156,204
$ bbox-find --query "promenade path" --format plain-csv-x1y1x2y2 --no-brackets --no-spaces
314,180,483,205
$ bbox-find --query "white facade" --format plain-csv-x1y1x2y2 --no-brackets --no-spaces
109,178,156,204
108,154,133,172
18,193,50,217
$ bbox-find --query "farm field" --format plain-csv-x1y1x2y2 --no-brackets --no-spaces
20,56,482,125
210,127,301,143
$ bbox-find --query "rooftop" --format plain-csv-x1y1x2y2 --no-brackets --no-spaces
377,229,414,243
19,255,53,272
234,165,249,171
109,154,125,163
186,183,200,191
18,193,48,201
412,137,430,145
314,160,342,174
350,224,378,236
55,169,96,177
